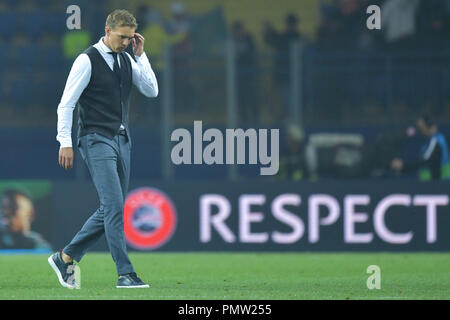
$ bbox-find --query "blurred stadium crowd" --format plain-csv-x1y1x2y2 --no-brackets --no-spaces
0,0,449,181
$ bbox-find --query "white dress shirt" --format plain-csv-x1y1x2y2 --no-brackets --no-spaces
56,37,159,148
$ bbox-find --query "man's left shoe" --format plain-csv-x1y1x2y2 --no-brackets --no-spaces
48,251,80,289
116,272,150,288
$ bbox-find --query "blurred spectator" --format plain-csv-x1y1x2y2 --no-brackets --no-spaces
263,14,303,121
279,123,316,180
317,0,375,51
167,2,195,113
231,21,258,126
317,0,345,51
391,112,450,180
137,5,185,123
381,0,420,52
167,2,191,35
336,0,367,50
141,6,185,73
416,0,450,52
136,4,152,31
0,189,51,250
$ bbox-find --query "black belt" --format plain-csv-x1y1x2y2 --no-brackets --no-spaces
118,128,127,136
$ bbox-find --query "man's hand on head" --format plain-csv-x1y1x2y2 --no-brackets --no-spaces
132,33,145,57
59,147,74,171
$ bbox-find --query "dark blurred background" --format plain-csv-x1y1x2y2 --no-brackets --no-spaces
1,0,450,182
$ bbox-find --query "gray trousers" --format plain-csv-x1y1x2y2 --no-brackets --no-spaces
63,132,134,276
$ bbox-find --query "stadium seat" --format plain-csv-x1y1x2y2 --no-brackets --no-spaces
0,47,11,63
38,43,65,69
10,78,31,107
31,76,51,105
4,0,17,9
20,11,46,39
44,13,67,37
30,73,65,108
0,13,17,40
0,75,9,103
13,42,37,70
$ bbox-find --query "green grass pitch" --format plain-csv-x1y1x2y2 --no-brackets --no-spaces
0,252,449,300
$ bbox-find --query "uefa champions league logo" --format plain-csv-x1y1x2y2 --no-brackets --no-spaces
124,188,177,250
131,205,163,234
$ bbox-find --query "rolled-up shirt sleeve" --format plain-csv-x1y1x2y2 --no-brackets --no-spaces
56,54,91,148
126,51,158,98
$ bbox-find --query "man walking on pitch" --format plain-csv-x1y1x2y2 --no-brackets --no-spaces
49,9,158,289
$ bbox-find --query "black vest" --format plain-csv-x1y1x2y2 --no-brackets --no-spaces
77,45,133,141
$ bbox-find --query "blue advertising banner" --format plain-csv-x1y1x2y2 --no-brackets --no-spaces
51,181,450,252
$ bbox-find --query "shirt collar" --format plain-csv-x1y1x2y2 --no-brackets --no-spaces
98,37,114,54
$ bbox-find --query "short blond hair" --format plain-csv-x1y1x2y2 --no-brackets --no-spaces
105,9,138,30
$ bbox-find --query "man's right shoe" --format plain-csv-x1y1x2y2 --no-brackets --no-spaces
116,272,150,288
48,251,79,289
